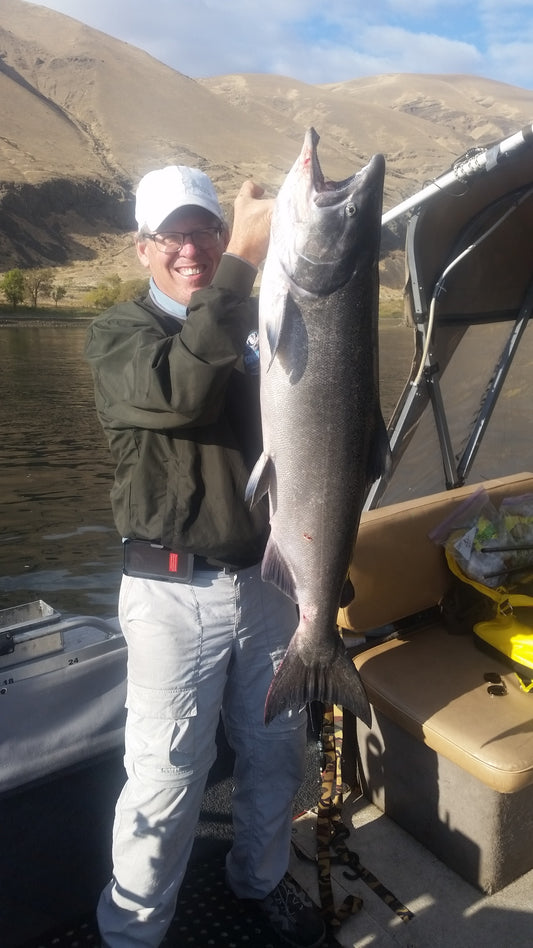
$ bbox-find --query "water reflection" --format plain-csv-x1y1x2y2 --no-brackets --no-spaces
1,325,122,616
0,321,414,618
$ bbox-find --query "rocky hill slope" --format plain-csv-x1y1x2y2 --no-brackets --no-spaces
2,0,532,296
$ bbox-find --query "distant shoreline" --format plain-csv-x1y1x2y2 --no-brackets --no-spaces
0,306,94,326
0,317,94,327
0,316,409,330
0,309,408,328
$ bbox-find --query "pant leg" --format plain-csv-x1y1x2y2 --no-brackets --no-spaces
223,565,308,899
98,571,236,948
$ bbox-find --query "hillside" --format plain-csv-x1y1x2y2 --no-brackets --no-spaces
1,0,533,297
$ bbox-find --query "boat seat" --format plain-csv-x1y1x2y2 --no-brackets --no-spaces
338,471,533,893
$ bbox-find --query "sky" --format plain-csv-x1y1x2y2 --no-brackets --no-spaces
29,0,533,91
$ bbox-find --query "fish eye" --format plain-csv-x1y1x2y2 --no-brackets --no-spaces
345,203,357,217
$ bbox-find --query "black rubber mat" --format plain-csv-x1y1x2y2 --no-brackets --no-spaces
9,722,332,948
22,857,341,947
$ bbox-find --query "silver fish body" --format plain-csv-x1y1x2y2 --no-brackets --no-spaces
247,128,389,725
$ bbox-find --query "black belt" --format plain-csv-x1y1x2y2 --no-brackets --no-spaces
193,555,226,571
123,538,240,583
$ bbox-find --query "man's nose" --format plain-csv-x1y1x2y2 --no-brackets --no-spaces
179,235,197,255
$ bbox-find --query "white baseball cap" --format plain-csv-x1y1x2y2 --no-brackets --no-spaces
135,165,225,232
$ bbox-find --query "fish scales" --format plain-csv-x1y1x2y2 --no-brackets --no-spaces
246,128,390,725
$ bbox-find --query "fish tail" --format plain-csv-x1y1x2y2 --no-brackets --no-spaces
264,634,371,726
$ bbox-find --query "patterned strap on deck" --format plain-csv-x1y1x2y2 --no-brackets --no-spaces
314,704,414,929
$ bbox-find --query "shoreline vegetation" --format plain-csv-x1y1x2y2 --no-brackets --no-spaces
0,305,95,325
1,264,406,325
0,296,407,325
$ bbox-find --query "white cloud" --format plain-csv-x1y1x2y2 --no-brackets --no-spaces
480,0,533,40
386,0,466,15
487,41,533,88
357,26,483,75
26,0,533,89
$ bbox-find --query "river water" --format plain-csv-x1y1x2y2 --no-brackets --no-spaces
0,320,415,619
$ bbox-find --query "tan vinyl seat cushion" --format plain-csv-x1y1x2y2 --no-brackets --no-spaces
355,624,533,793
343,471,533,794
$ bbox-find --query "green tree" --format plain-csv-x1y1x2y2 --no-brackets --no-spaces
24,268,54,308
84,274,149,311
84,277,120,310
1,269,25,309
50,285,67,306
117,277,150,301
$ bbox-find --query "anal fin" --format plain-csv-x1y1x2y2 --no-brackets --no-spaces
261,535,297,602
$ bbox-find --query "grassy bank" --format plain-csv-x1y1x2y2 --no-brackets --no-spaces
379,298,405,320
0,304,95,322
1,298,407,323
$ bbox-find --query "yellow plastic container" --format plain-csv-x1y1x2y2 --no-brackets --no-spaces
474,610,533,678
445,549,533,679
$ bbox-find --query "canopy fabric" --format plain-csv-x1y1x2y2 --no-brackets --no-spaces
372,131,533,508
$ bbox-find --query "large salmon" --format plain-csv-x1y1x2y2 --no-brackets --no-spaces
246,128,389,725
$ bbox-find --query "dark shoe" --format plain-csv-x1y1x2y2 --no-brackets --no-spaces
252,874,326,947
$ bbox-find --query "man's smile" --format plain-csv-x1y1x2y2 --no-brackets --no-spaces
177,265,205,276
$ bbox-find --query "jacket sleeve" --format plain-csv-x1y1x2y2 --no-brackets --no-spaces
85,254,258,431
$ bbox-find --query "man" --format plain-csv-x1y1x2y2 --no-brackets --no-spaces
85,165,326,948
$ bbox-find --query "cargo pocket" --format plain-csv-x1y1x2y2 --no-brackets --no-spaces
125,681,198,785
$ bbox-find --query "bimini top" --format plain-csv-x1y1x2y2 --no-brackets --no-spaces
370,125,533,509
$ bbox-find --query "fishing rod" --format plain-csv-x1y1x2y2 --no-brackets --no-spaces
381,123,533,226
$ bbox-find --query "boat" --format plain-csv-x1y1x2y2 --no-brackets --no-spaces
0,599,126,794
3,124,533,946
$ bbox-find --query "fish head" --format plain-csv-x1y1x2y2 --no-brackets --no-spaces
272,127,385,296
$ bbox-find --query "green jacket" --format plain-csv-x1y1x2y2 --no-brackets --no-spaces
85,254,269,568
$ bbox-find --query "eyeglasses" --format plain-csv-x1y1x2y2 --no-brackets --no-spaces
142,227,223,254
484,672,508,696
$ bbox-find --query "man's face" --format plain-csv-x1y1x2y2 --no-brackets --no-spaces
136,206,228,305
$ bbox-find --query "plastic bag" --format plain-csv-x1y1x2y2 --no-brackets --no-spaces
430,490,533,590
429,488,502,587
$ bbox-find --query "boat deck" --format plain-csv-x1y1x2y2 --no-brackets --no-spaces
1,723,326,948
2,723,532,947
290,794,533,947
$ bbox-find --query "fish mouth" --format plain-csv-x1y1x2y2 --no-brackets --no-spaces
304,127,325,191
303,126,382,209
279,127,384,294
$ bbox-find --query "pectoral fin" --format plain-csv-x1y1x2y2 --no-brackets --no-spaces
265,302,285,370
245,451,274,508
